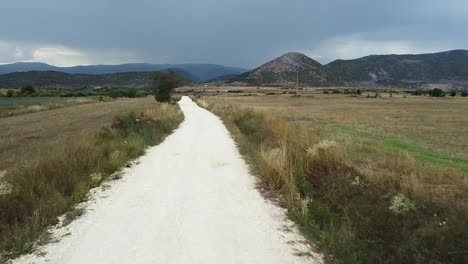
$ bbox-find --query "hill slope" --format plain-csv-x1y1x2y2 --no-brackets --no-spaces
232,50,468,87
233,52,328,86
0,69,195,89
326,49,468,85
0,62,247,82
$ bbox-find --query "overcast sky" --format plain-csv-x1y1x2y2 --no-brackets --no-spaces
0,0,467,68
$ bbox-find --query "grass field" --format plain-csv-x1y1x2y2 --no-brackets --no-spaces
0,97,155,168
204,92,468,168
0,96,184,260
0,97,98,118
199,88,468,264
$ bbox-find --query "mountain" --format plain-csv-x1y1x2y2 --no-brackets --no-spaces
232,52,328,86
0,62,247,82
231,50,468,87
326,49,468,85
0,69,195,89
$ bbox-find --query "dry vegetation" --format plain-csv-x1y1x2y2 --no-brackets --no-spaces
198,88,468,264
0,97,184,261
0,97,97,118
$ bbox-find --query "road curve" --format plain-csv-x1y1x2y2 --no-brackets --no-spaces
13,96,321,264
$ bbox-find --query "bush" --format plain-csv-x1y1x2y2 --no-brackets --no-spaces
20,85,35,95
460,90,467,97
6,90,14,97
430,88,445,97
450,90,457,97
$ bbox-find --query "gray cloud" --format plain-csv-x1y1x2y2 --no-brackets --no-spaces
1,0,467,67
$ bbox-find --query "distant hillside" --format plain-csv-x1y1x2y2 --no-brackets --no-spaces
326,50,468,85
231,50,468,87
0,69,195,89
233,52,328,86
0,62,247,82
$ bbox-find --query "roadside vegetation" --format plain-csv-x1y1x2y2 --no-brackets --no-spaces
0,86,153,118
199,92,467,264
0,86,151,99
0,99,183,261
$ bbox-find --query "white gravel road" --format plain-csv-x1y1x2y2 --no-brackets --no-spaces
12,96,322,264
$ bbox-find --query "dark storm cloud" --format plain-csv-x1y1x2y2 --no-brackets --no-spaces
0,0,467,67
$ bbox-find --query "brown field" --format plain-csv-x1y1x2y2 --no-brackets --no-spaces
0,97,155,170
200,88,468,163
198,87,468,263
0,95,183,259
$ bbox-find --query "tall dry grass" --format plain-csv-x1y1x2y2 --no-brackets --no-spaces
204,101,467,264
0,102,183,261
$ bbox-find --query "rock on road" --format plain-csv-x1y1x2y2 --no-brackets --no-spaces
13,96,322,264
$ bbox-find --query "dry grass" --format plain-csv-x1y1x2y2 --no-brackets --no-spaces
0,97,98,118
200,92,468,264
0,97,155,169
204,92,468,159
0,97,184,260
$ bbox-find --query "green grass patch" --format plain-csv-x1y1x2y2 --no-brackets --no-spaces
384,138,468,171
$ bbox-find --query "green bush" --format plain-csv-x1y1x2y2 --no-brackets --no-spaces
430,88,445,97
20,85,35,95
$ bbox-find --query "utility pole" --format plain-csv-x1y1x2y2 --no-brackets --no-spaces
296,67,299,89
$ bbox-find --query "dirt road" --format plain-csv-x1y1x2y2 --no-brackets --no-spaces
13,96,321,264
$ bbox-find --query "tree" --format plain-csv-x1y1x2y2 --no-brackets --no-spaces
20,85,35,95
461,90,468,97
6,90,14,97
430,88,444,97
449,90,457,97
153,71,182,102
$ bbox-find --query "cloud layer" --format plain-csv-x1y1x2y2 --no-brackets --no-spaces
1,0,467,68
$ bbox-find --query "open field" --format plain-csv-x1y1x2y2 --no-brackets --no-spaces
0,97,156,168
201,89,468,168
0,97,99,118
199,88,468,263
0,96,184,260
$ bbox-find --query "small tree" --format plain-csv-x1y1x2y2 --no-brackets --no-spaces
153,71,182,102
450,90,457,97
430,88,444,97
6,90,14,97
20,85,35,95
461,90,468,97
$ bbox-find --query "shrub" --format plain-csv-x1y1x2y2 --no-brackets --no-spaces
430,88,445,97
20,85,35,95
450,90,457,97
460,90,467,97
6,90,14,97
